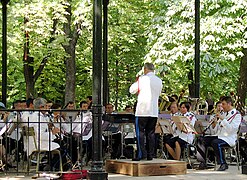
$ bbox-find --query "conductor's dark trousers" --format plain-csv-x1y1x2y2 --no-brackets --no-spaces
135,116,157,159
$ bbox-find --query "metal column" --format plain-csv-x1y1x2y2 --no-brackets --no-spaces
103,0,109,106
88,0,108,179
194,0,200,98
1,0,9,105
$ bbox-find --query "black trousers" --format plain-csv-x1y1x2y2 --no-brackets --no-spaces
135,116,157,159
196,136,230,164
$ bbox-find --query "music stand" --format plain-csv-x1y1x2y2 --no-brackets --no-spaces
155,118,173,159
158,119,173,134
172,116,197,134
194,120,205,134
104,114,135,159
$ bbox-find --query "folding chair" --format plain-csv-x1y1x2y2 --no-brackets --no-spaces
22,126,63,173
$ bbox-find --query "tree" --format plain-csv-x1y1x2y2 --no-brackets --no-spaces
145,0,246,103
23,1,58,98
107,0,153,110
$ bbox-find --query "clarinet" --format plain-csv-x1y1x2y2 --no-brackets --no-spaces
203,111,223,136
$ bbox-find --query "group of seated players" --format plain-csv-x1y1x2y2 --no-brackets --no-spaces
0,95,246,172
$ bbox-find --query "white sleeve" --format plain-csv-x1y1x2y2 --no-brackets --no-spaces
129,82,138,94
221,113,241,133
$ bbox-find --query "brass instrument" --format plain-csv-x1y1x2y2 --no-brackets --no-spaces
196,99,208,115
159,93,173,112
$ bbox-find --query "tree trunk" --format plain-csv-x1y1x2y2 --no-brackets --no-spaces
23,11,57,99
188,68,195,97
63,1,79,105
115,58,119,110
23,16,35,99
236,48,247,115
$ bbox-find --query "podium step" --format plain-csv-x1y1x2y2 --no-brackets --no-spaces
106,159,187,176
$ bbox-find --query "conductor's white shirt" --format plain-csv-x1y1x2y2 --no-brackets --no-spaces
129,72,162,117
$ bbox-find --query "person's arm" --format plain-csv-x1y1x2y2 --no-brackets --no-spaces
220,113,241,133
129,81,138,94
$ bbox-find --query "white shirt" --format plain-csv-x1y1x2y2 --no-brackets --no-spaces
72,111,92,135
216,108,241,147
23,111,60,155
171,112,196,144
129,72,162,117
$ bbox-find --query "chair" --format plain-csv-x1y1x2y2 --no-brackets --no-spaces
22,126,63,173
205,140,240,170
205,146,217,170
182,143,196,168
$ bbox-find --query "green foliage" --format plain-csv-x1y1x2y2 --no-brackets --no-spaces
107,0,154,110
146,0,247,101
0,0,246,109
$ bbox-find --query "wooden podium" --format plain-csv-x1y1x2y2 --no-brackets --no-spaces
106,159,187,176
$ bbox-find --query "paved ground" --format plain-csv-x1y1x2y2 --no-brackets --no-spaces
0,165,246,180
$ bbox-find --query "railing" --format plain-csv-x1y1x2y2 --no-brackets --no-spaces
0,109,94,174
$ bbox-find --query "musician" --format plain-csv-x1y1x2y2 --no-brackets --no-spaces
72,101,92,136
0,102,8,166
63,101,77,122
161,102,179,145
129,62,162,161
104,103,122,159
205,101,223,135
154,101,179,157
23,98,60,158
105,103,117,114
2,100,24,164
196,101,222,169
165,102,196,160
48,103,68,136
72,101,93,163
124,105,133,114
196,96,241,171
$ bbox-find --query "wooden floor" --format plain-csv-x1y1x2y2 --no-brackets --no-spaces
105,159,187,176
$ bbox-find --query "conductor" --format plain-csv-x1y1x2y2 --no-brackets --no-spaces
129,63,162,161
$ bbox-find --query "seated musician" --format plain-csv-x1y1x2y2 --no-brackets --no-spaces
165,101,196,160
196,101,222,168
48,103,68,137
164,101,180,141
0,102,8,167
72,101,93,164
104,103,122,159
205,101,223,135
63,101,78,122
196,96,241,171
154,101,179,158
124,105,133,114
1,100,23,165
22,98,60,170
48,103,78,167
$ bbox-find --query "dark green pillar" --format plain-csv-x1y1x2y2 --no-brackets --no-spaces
88,0,108,179
195,0,200,98
103,0,109,106
1,0,9,106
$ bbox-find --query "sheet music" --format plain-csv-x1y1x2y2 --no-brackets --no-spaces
172,116,196,133
157,119,173,134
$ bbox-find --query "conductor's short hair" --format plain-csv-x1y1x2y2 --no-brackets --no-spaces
144,63,155,71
